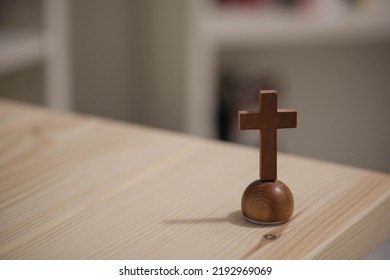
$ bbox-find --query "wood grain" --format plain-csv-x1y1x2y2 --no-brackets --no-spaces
0,98,390,259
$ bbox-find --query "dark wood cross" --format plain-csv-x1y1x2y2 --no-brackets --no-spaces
238,90,297,181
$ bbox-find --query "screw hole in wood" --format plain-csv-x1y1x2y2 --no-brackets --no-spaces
263,234,277,240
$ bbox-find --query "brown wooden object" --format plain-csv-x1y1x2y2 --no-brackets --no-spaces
239,90,297,224
241,180,294,224
239,90,297,181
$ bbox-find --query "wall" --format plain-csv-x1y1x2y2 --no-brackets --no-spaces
70,0,188,132
144,0,188,132
71,0,149,124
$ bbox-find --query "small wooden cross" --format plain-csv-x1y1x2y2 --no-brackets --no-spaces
238,90,297,181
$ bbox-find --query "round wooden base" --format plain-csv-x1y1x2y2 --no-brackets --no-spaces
241,179,294,225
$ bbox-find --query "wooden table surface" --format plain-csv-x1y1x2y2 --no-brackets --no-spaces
1,98,389,260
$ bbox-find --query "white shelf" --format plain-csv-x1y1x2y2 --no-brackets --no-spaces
0,28,45,75
201,7,390,47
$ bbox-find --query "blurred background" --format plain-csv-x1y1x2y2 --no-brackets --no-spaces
0,0,389,258
1,0,390,172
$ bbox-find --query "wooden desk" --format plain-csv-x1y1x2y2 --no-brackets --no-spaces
1,99,389,259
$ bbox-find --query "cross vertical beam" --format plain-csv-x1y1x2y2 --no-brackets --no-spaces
260,91,277,181
238,90,297,181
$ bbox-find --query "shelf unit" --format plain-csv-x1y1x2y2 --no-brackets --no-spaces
201,3,390,46
0,0,72,110
186,0,390,138
0,28,44,75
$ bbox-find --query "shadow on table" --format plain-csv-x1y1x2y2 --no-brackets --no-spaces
164,209,303,229
164,210,269,228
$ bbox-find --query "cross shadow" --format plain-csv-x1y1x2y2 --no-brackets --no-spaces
163,210,280,228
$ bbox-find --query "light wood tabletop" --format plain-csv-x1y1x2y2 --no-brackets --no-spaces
1,98,389,259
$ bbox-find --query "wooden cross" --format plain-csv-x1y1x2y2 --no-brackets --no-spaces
238,90,297,181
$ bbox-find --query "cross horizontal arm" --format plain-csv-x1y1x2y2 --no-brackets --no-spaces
239,109,297,130
277,109,297,129
238,110,260,130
